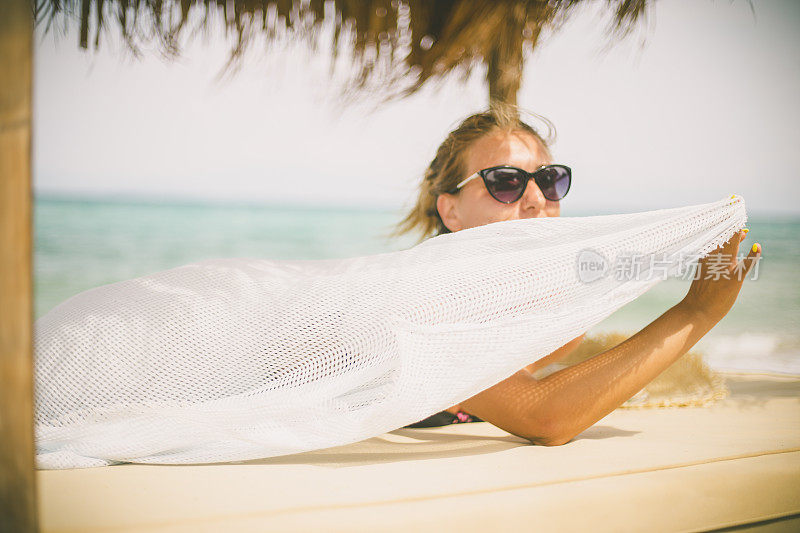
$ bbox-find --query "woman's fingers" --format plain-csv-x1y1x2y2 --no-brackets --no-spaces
727,227,760,281
699,229,739,270
737,241,762,280
723,229,745,262
726,231,741,267
710,229,739,256
697,229,753,277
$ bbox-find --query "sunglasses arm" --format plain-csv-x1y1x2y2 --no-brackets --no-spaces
454,172,480,191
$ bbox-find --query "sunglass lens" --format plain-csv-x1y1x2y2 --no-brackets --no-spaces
484,168,526,203
536,166,571,200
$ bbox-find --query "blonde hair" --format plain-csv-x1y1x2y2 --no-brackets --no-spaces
389,102,555,244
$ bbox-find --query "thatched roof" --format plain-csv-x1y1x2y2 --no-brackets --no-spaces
35,0,651,106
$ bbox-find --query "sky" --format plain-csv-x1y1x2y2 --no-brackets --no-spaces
33,0,800,216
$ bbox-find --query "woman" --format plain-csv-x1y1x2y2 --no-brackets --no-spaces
395,103,761,445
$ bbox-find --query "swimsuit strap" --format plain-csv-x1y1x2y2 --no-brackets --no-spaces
403,409,484,428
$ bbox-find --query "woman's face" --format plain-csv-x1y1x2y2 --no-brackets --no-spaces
436,129,560,232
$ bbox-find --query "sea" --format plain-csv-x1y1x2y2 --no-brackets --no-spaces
34,195,800,376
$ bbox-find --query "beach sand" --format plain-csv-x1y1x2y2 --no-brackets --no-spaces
37,372,800,532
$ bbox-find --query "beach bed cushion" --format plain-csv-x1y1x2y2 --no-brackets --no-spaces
37,372,800,532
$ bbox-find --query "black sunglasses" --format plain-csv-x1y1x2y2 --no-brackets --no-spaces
449,164,572,203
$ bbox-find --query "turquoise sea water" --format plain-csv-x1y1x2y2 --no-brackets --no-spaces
34,195,800,375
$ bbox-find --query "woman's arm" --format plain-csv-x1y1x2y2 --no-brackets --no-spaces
522,333,586,376
445,333,585,415
461,230,760,445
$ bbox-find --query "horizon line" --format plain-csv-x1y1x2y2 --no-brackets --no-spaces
33,190,800,220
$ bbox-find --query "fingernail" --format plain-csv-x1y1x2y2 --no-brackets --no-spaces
751,243,759,253
743,228,749,234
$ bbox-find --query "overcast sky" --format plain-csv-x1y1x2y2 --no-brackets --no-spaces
33,0,800,216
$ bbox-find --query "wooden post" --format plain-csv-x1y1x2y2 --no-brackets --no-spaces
486,4,526,109
487,41,522,108
486,4,546,111
0,0,37,531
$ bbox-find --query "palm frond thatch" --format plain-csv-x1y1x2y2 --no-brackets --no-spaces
35,0,652,106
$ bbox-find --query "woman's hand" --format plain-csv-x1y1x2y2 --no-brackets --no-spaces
679,229,761,326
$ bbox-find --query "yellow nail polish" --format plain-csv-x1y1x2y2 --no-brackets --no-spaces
743,228,749,234
751,243,758,253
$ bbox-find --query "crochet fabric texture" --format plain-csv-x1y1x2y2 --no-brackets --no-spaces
34,195,747,468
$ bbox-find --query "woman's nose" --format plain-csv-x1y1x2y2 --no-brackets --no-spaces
518,178,547,212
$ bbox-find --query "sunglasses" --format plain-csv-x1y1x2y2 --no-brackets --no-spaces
449,164,572,204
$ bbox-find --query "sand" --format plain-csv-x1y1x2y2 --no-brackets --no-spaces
37,372,800,532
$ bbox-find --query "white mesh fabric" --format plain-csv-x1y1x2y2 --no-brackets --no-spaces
34,195,748,469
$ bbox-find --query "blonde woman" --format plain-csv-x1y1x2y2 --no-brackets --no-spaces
396,103,761,445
